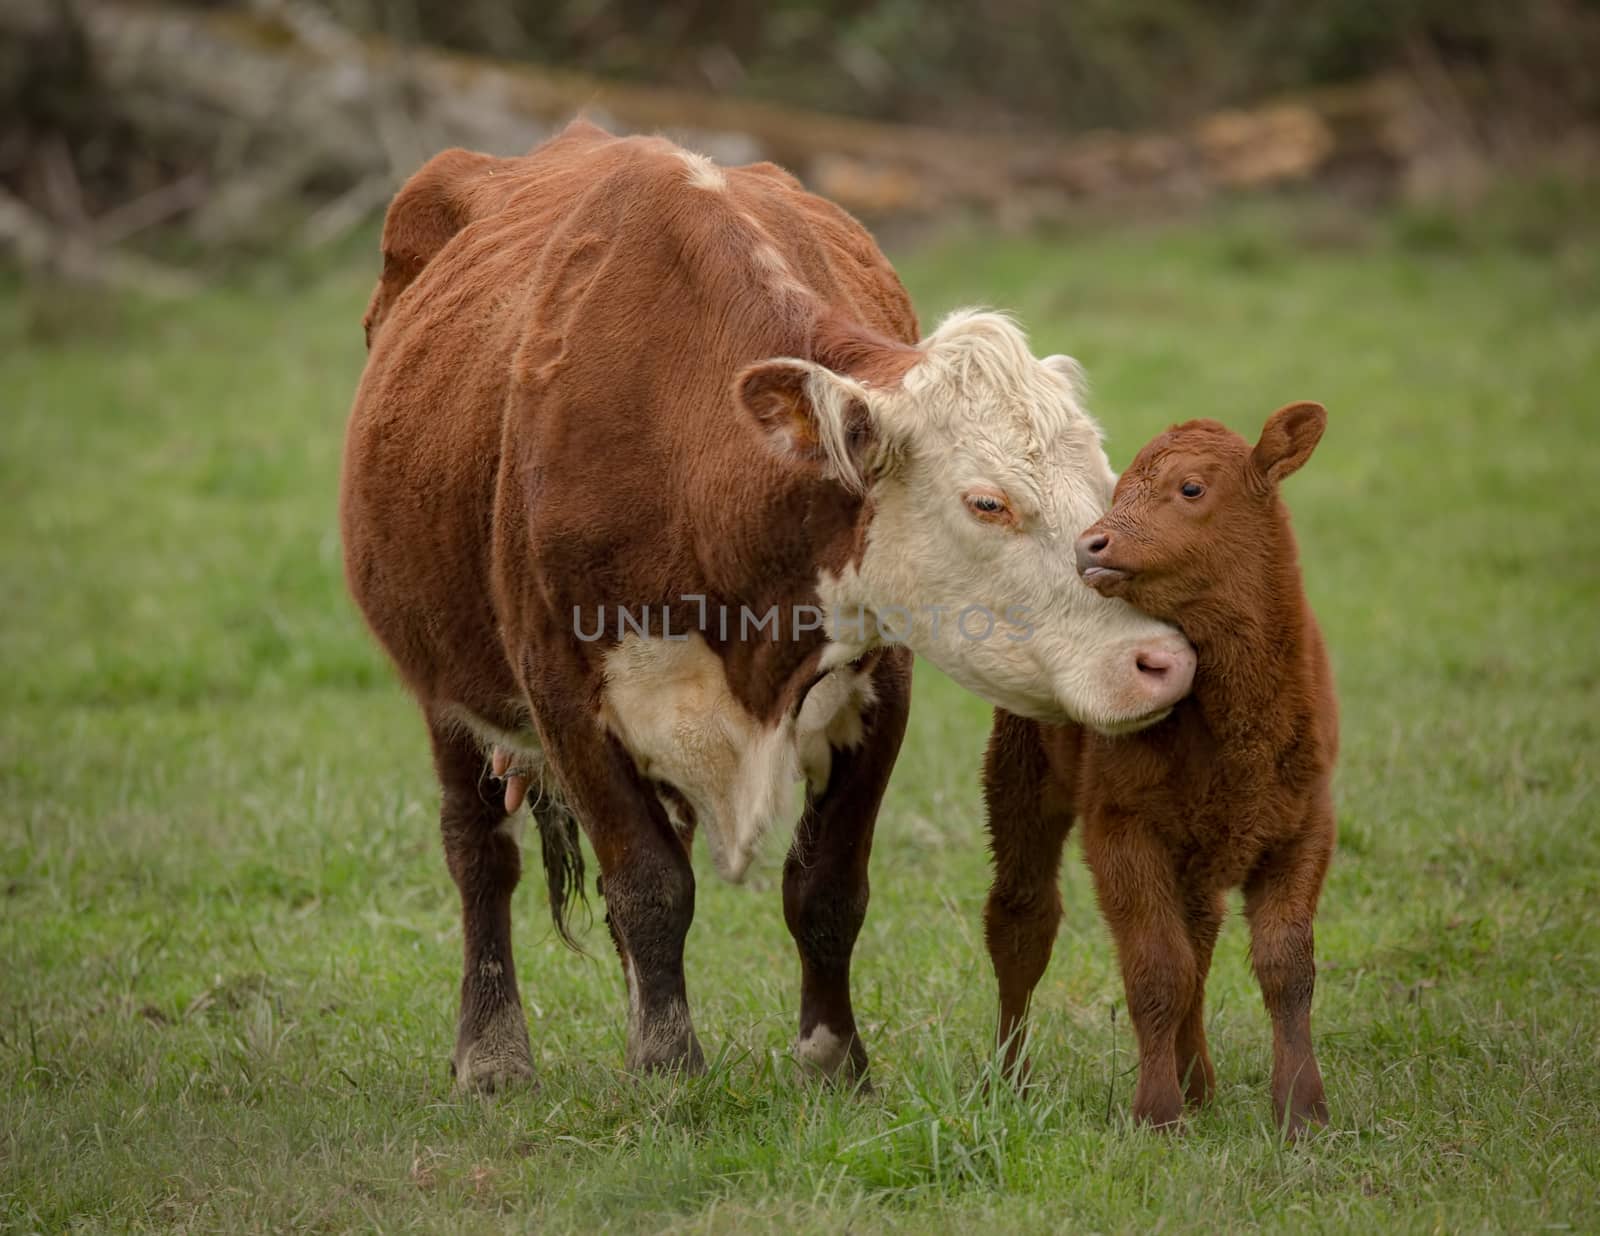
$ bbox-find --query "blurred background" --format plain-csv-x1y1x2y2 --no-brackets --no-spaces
3,0,1598,282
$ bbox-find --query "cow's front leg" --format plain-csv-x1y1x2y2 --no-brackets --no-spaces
523,664,704,1075
783,652,910,1085
428,719,533,1092
598,791,703,1076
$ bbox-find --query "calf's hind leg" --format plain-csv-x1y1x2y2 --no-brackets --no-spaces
429,718,533,1092
981,712,1079,1079
1244,823,1333,1137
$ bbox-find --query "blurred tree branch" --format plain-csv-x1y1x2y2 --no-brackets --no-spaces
3,0,1582,291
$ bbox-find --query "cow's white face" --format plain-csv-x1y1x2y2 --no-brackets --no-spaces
743,310,1194,732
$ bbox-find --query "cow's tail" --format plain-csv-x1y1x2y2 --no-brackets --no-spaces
535,802,590,954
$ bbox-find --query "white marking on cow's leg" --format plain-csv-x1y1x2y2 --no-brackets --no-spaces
678,150,727,192
796,1024,854,1078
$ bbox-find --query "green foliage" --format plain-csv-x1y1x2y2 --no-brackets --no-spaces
278,0,1600,130
3,196,1599,1231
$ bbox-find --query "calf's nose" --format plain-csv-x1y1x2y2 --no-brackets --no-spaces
1074,530,1111,574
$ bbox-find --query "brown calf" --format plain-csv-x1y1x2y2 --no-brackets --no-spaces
982,402,1337,1136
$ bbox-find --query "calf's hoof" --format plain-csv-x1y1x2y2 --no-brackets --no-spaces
1132,1086,1186,1132
1280,1096,1331,1142
1181,1059,1217,1109
452,1006,534,1094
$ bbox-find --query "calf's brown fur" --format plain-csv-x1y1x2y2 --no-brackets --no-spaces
981,402,1337,1135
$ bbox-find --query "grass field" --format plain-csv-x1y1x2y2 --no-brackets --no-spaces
3,190,1598,1233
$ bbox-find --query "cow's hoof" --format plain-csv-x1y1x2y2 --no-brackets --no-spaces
452,1008,534,1094
626,1020,706,1077
453,1053,534,1094
624,994,705,1077
795,1025,870,1091
628,1038,706,1077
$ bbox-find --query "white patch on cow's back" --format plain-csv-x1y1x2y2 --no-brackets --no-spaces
741,213,811,321
599,634,873,882
678,150,726,192
752,240,787,273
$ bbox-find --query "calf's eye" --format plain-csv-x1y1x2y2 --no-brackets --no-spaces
1180,480,1205,499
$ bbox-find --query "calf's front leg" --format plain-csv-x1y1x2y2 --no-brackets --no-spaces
1175,889,1225,1109
1083,815,1194,1129
1244,824,1333,1137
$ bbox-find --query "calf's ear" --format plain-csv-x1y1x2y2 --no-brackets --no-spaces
736,359,881,495
1250,401,1326,487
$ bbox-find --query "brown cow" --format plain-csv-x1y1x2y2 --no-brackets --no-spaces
981,402,1336,1136
341,120,1195,1091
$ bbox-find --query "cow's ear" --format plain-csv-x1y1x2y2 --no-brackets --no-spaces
1041,353,1087,395
1250,401,1326,487
736,359,879,494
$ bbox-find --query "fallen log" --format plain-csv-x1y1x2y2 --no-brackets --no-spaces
0,0,1469,285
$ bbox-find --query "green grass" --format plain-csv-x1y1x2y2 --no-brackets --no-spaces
4,193,1599,1233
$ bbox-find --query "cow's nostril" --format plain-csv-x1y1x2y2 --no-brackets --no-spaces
1136,650,1174,678
1087,533,1110,555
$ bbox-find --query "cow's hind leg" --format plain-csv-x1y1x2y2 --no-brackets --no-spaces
783,653,911,1086
429,718,533,1092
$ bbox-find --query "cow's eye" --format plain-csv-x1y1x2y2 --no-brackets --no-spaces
1180,480,1205,499
963,489,1017,527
